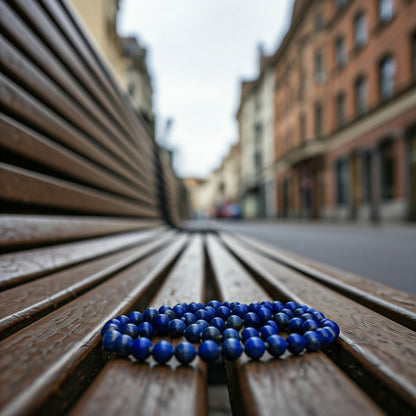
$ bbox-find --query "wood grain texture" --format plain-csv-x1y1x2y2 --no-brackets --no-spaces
0,215,162,250
0,114,155,203
0,227,165,289
0,235,188,416
220,233,416,414
0,232,176,336
206,235,384,416
230,233,416,330
71,235,208,416
0,163,158,218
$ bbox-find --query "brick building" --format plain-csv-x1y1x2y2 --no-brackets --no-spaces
272,0,416,221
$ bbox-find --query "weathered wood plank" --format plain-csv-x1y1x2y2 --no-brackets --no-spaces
0,215,162,250
229,232,416,330
0,114,156,203
0,163,158,218
220,233,416,415
0,231,175,338
70,235,207,416
0,235,188,416
206,235,384,416
0,226,166,289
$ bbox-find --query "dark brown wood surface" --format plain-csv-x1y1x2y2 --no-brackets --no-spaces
0,227,165,289
219,233,416,415
70,235,207,416
0,232,176,338
0,215,162,250
0,235,188,416
206,235,384,416
230,233,416,330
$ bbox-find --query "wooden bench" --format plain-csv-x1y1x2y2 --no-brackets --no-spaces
1,1,415,415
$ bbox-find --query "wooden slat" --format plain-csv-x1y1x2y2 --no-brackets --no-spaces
0,163,158,218
0,231,176,337
206,235,384,416
0,215,162,250
0,114,156,203
0,226,166,289
0,74,153,192
229,232,416,330
219,233,416,415
0,235,188,416
71,235,207,416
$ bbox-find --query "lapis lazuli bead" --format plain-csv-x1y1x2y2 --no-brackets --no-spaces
121,323,139,338
201,326,222,343
220,329,237,341
244,337,265,360
210,317,226,332
143,308,159,323
216,306,231,320
259,325,277,340
182,312,196,326
225,315,243,330
257,307,272,324
158,305,172,314
260,301,273,311
274,312,290,330
294,307,306,317
302,319,319,333
244,312,260,328
152,340,174,364
131,337,152,361
204,306,216,320
316,328,335,348
281,308,294,319
102,330,122,352
233,303,249,317
185,323,203,343
195,309,210,321
115,334,134,356
300,313,314,321
288,317,304,334
138,322,154,338
173,304,187,318
101,321,120,336
304,331,321,352
241,327,259,341
266,320,278,332
175,341,196,365
128,311,143,325
116,315,130,326
248,302,261,313
198,340,220,363
208,300,221,309
286,333,306,355
152,314,170,335
164,309,176,320
266,334,287,357
196,319,209,330
322,320,340,338
168,319,186,337
222,338,244,360
272,301,284,313
284,301,298,311
188,302,200,314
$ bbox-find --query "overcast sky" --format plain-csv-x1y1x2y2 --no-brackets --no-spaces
118,0,294,178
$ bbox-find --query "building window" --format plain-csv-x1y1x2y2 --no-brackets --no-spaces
355,75,368,116
412,32,416,78
336,92,346,127
314,103,323,138
335,158,348,205
254,151,262,173
380,139,395,200
335,0,348,9
335,36,347,68
300,113,306,143
315,13,324,31
354,12,368,48
379,55,395,100
379,0,394,23
314,51,325,83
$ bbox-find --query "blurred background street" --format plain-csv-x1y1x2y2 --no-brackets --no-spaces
215,220,416,295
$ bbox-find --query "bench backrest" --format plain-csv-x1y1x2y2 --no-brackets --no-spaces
0,0,179,226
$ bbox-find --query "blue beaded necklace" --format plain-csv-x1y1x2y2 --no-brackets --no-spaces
101,300,340,365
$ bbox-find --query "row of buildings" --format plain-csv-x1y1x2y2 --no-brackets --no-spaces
187,0,416,222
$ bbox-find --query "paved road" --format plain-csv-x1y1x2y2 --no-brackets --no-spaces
213,220,416,295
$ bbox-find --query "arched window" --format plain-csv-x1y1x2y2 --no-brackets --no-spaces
354,12,368,48
355,75,368,115
379,0,394,23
